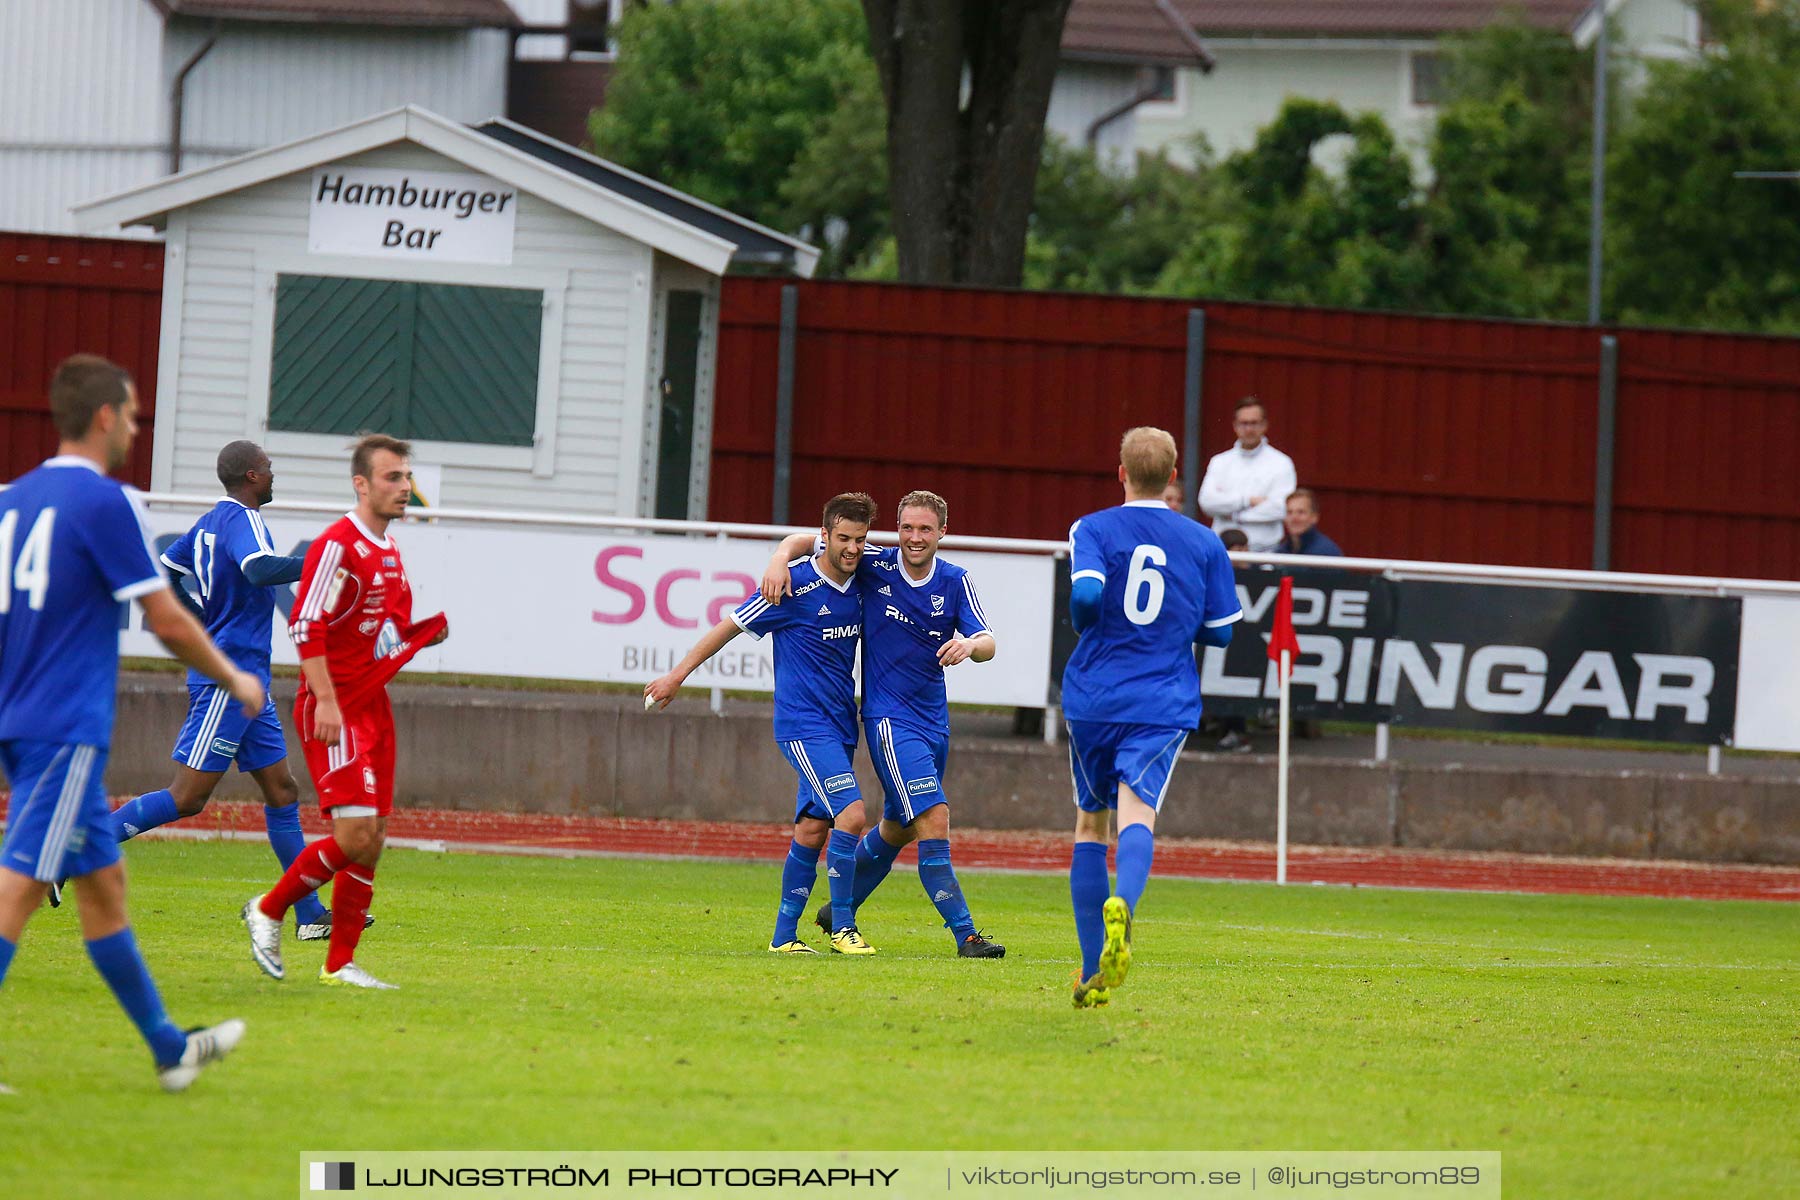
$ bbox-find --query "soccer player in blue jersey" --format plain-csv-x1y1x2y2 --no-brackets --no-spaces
1064,427,1242,1007
760,490,1006,958
104,440,338,940
0,356,258,1090
645,493,878,956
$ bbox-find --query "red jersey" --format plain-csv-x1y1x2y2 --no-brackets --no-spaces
290,512,445,712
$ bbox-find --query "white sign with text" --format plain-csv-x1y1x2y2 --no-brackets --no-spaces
121,512,1056,709
308,166,518,264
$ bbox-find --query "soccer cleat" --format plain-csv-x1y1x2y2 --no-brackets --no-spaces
768,940,818,955
811,904,834,937
1072,971,1112,1009
241,896,285,980
958,931,1006,959
319,962,398,990
828,927,877,956
296,911,376,942
46,880,63,909
1098,896,1133,989
156,1019,246,1093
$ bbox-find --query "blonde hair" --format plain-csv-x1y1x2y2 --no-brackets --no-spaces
1120,426,1178,493
896,489,948,528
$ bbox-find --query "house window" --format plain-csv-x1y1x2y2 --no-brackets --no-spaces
268,275,542,446
569,0,623,57
1410,52,1444,107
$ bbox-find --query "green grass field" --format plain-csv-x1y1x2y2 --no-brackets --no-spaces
1,841,1794,1199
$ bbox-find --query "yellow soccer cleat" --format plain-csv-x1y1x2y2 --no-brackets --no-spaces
828,927,877,956
1072,971,1111,1009
1098,896,1133,989
769,940,818,955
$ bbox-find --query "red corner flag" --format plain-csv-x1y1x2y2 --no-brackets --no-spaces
1267,576,1301,677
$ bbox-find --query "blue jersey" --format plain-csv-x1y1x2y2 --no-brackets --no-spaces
731,555,863,744
0,457,166,747
161,498,284,684
1062,499,1243,727
858,546,992,735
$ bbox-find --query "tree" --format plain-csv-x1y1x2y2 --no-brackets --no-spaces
1608,0,1800,331
860,0,1075,286
588,0,886,267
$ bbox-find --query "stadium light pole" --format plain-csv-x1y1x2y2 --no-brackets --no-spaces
1587,4,1609,325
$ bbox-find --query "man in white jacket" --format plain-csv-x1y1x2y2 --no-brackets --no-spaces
1198,397,1296,552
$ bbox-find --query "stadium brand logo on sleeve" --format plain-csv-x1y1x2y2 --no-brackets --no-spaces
310,1161,355,1191
790,578,825,597
905,778,938,795
822,773,856,793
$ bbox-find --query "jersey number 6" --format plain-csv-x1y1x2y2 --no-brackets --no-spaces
1124,543,1166,626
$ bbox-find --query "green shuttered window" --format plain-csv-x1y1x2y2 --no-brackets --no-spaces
269,275,542,446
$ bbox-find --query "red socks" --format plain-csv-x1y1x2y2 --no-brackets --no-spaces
325,865,375,973
260,836,346,919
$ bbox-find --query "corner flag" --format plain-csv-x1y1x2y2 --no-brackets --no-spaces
1267,575,1300,676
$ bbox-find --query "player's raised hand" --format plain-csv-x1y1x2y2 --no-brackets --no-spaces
759,559,793,604
644,674,679,712
309,697,342,744
937,636,975,667
226,668,267,717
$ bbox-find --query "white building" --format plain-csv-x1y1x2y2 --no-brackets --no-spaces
0,0,521,236
72,106,816,519
1050,0,1704,169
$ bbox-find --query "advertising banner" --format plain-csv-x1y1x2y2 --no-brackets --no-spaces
121,510,1055,709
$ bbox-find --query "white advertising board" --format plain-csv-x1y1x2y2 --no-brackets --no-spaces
308,167,517,264
122,511,1055,709
1732,595,1800,752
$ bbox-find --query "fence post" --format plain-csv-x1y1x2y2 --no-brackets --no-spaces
1183,308,1205,519
1593,334,1619,571
772,284,798,525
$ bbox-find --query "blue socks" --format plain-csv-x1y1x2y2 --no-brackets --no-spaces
918,838,976,942
85,928,187,1066
819,828,903,928
1116,824,1155,915
1070,841,1110,979
264,803,328,927
825,829,860,930
772,840,820,945
0,932,14,988
110,789,179,843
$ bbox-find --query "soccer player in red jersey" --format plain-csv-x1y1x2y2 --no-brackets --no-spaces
240,434,447,989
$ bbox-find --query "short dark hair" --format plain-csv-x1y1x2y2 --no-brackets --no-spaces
351,432,412,479
216,440,267,490
48,355,132,440
1221,528,1250,550
1234,396,1266,420
821,492,877,533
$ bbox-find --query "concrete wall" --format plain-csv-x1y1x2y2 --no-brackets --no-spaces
109,675,1800,865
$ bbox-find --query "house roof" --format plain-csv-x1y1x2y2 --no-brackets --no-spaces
474,119,818,276
70,106,771,277
1064,0,1593,57
149,0,520,27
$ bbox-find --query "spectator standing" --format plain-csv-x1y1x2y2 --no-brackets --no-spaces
1273,489,1343,556
1198,398,1296,552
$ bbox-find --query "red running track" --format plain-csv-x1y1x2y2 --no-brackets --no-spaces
10,797,1794,903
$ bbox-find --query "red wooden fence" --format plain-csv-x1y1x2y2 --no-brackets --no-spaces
713,279,1800,579
6,234,1797,580
0,233,162,488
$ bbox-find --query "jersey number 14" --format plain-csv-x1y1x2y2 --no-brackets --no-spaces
0,507,55,613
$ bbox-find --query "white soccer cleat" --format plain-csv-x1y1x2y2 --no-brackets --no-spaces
319,962,398,990
241,896,284,980
157,1019,246,1093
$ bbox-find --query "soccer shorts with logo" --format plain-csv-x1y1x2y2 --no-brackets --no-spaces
778,737,863,822
864,717,949,824
0,740,121,882
171,681,288,774
296,691,396,817
1066,720,1191,813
